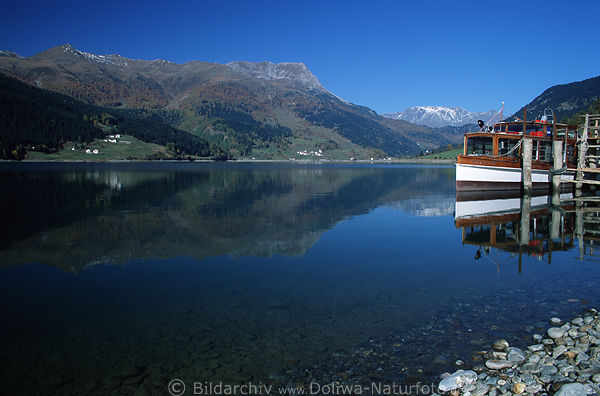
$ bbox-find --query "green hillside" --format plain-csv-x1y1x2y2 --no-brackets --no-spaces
0,75,218,160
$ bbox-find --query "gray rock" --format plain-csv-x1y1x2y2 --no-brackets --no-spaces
551,317,564,326
520,362,541,374
540,364,558,375
576,352,590,365
438,370,478,392
507,347,526,362
573,317,584,326
554,345,568,358
485,360,514,370
592,373,600,383
471,384,490,396
528,354,541,364
528,344,544,352
554,382,588,396
568,328,580,338
526,384,543,394
549,327,566,339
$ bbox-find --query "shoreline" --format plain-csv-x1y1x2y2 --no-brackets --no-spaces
5,158,456,165
436,308,600,395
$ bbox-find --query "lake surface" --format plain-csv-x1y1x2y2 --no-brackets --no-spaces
1,163,599,395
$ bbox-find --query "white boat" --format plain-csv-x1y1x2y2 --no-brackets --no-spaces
456,108,578,191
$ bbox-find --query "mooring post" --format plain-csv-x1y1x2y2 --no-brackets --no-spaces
550,185,561,241
576,202,584,260
577,114,589,191
552,139,563,193
519,195,531,246
522,137,533,195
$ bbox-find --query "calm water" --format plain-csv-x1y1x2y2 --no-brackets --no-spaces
0,163,599,395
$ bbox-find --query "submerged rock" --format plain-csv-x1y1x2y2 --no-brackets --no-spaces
506,347,526,362
492,339,509,352
438,370,477,392
548,327,566,339
485,360,513,370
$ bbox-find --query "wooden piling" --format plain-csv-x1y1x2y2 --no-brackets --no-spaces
521,108,532,195
522,138,533,195
552,139,563,192
520,195,531,246
577,114,590,190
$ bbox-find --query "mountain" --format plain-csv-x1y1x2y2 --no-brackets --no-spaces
382,106,498,128
0,44,436,159
0,74,216,160
511,75,600,122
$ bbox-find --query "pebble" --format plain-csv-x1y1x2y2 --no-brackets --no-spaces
438,370,477,392
437,308,600,396
506,347,526,363
548,327,566,339
485,360,513,370
492,339,509,352
512,382,526,394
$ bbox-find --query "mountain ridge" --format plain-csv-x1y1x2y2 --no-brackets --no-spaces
0,44,434,158
511,75,600,121
382,106,498,128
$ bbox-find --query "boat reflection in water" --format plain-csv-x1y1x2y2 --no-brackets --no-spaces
454,190,577,271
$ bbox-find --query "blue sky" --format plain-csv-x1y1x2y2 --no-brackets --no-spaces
2,0,599,115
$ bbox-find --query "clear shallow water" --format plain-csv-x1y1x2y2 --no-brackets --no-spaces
0,163,598,395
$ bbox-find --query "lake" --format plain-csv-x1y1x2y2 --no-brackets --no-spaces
0,163,598,395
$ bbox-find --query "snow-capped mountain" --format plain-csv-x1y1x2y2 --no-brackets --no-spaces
382,106,498,128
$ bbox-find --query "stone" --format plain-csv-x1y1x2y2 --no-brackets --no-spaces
592,373,600,383
568,328,580,338
512,383,526,394
554,345,568,358
533,334,543,342
485,360,513,370
493,339,509,352
528,344,544,352
520,362,541,374
507,347,526,362
551,317,564,326
526,384,543,393
554,382,588,396
549,327,566,339
471,384,489,396
438,370,477,392
540,365,558,375
575,352,590,364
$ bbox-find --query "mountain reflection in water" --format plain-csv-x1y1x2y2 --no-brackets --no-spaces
0,163,455,271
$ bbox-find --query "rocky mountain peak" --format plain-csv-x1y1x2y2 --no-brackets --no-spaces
226,61,324,91
0,50,20,58
382,106,498,128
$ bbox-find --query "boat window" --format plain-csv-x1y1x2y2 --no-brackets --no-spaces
466,137,493,155
498,139,519,157
536,141,553,162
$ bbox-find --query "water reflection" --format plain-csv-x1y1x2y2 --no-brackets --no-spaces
0,163,455,271
2,164,600,395
455,190,579,270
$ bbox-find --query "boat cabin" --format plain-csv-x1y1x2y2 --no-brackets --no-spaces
460,120,578,169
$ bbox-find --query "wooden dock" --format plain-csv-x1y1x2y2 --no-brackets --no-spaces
562,114,600,187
